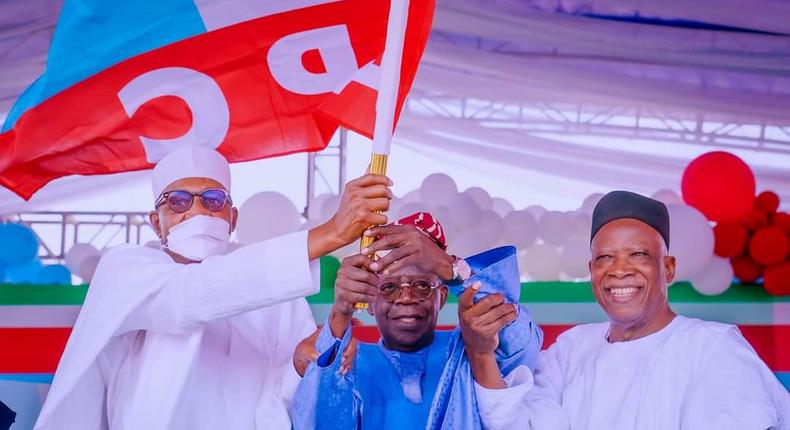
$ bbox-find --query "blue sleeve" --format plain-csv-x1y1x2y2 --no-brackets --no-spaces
291,323,363,430
495,304,543,374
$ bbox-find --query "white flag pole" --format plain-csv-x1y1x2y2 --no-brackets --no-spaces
356,0,410,310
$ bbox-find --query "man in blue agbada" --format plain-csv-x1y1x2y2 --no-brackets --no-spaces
291,212,543,429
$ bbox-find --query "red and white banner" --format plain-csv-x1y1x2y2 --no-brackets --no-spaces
0,0,434,199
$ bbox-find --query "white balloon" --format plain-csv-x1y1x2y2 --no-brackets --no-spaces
307,193,333,220
569,212,593,240
502,210,539,249
395,202,425,220
690,256,734,295
559,238,591,279
430,205,452,226
491,197,515,217
477,210,504,249
419,173,457,206
578,193,604,216
78,254,102,284
521,244,561,281
401,189,422,204
448,234,489,258
667,204,715,281
449,192,482,229
652,189,683,206
463,187,493,211
237,192,303,245
539,211,572,246
64,243,100,275
319,194,341,222
525,205,547,221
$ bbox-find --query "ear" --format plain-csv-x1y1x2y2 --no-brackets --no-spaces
664,255,676,284
366,303,375,316
149,211,163,242
230,207,239,232
437,286,448,310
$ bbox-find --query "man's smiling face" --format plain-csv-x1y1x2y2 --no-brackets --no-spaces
372,263,447,352
589,218,676,333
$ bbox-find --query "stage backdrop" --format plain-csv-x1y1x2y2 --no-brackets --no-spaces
0,257,788,427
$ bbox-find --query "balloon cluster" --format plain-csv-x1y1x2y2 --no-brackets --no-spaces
312,173,595,281
713,191,790,295
682,151,789,296
0,223,72,285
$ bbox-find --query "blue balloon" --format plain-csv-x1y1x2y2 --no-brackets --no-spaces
36,264,72,285
4,259,42,284
0,223,39,267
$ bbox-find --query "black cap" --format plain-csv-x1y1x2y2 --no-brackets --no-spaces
591,191,670,248
0,401,15,430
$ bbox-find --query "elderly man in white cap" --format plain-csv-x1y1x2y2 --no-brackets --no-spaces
35,146,393,430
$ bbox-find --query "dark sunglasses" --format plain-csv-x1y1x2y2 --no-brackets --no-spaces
155,189,232,213
378,279,440,302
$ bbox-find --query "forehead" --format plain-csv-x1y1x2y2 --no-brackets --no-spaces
377,263,437,284
163,177,227,194
591,218,664,250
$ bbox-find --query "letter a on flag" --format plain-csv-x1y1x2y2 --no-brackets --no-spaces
0,0,434,199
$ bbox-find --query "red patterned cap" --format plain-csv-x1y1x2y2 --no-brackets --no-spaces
393,211,447,250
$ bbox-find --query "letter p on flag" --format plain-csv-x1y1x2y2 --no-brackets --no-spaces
0,0,434,200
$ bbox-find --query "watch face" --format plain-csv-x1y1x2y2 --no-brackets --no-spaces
457,258,472,280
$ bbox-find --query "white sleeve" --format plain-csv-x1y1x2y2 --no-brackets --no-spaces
681,327,790,430
113,230,320,334
475,365,534,430
277,298,318,407
475,345,572,430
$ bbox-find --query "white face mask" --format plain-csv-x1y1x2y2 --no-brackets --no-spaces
164,215,231,261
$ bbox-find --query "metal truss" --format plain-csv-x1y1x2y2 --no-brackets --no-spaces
404,92,790,155
305,128,348,218
3,211,158,263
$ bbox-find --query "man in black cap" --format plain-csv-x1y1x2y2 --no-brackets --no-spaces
469,191,790,429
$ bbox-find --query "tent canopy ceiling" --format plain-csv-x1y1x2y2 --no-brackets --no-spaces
0,0,789,211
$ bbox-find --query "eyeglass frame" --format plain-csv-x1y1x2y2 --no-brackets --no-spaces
154,188,233,213
377,278,443,303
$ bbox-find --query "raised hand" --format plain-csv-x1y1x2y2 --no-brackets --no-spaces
328,254,380,337
293,320,361,376
458,282,518,389
362,224,453,280
458,283,518,355
307,174,393,260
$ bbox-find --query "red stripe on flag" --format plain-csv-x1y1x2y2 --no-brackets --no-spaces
0,0,435,199
0,328,71,373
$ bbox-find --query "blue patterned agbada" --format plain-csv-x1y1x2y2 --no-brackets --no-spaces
291,246,543,430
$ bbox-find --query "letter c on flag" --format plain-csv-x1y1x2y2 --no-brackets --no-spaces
268,25,380,95
118,67,230,163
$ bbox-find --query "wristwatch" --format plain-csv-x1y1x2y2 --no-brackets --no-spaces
450,256,472,283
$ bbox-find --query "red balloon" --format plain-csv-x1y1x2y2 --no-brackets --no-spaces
681,151,755,222
743,210,769,232
754,191,780,214
748,227,790,266
763,262,790,296
713,222,749,258
731,255,763,283
771,212,790,233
